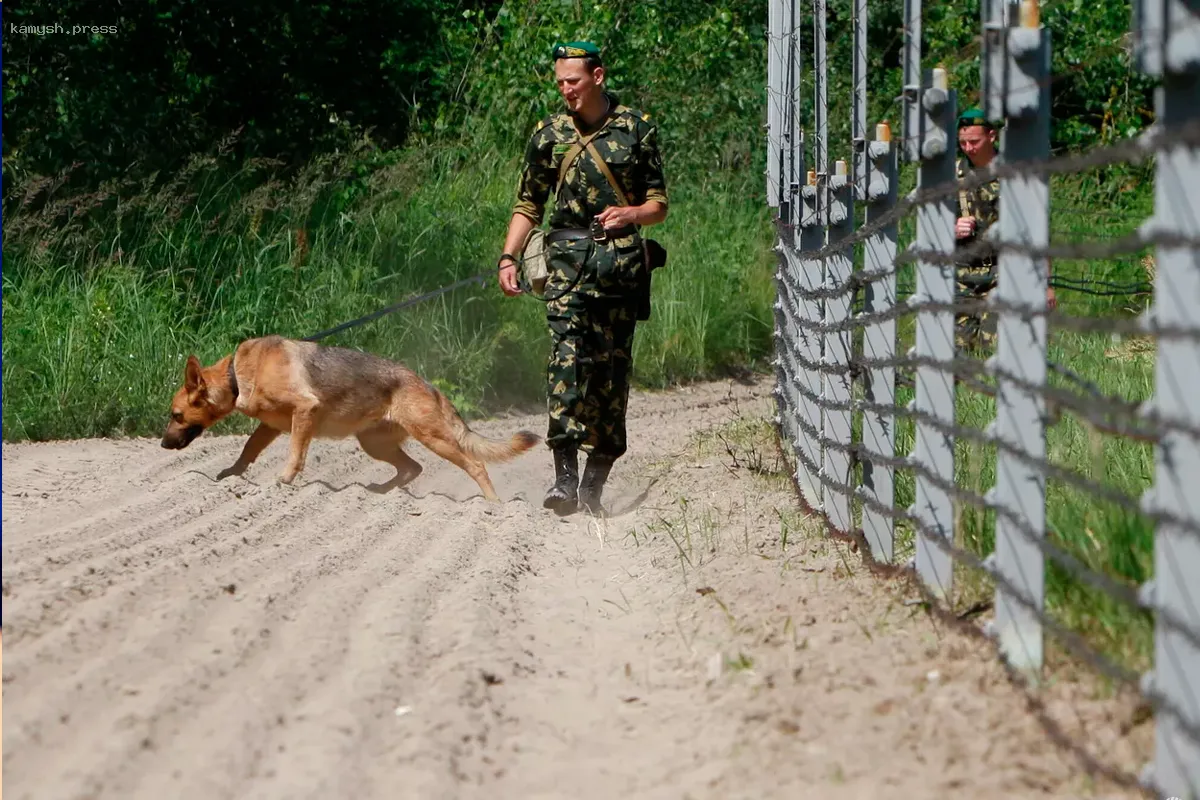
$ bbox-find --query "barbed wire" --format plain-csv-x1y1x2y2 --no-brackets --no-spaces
779,279,1166,451
770,395,1200,753
776,116,1200,271
778,331,1200,548
775,347,1170,629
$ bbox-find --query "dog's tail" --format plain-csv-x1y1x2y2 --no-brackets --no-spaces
459,427,542,463
435,386,541,463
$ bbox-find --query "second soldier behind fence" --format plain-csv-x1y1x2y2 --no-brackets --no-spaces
954,108,1002,351
496,40,669,516
954,107,1056,352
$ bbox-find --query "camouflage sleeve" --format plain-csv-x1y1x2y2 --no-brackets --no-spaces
512,121,555,224
636,119,669,208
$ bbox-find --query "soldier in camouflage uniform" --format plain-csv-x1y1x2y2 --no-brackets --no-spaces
954,108,1056,352
954,108,1002,352
496,40,669,515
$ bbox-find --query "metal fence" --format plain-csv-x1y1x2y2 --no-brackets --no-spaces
765,0,1199,797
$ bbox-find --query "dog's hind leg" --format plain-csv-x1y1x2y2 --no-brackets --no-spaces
217,423,282,480
356,426,423,490
409,427,500,502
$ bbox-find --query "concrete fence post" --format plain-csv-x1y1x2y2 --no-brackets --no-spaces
904,52,959,600
825,159,854,534
859,121,899,563
981,0,1051,677
1133,0,1200,794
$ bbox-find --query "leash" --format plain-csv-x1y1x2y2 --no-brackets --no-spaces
300,229,614,343
302,272,491,342
298,255,578,344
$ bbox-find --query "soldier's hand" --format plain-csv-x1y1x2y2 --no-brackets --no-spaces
1046,286,1057,311
955,216,976,240
597,206,637,230
498,262,522,297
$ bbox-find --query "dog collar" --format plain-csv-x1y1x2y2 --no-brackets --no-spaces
227,354,240,401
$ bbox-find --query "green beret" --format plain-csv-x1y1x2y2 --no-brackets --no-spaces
552,40,602,62
957,108,1000,129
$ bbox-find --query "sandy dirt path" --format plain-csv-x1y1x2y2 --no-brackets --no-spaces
2,375,1151,799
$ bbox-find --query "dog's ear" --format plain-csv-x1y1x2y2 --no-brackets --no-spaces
184,355,205,393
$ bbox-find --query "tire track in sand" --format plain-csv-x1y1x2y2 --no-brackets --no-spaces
4,484,451,799
2,436,240,534
2,437,301,575
2,449,372,648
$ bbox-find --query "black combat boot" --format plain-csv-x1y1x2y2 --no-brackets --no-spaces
543,446,579,514
578,454,615,515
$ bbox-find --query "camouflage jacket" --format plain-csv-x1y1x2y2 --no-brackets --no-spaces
955,155,999,270
512,92,669,231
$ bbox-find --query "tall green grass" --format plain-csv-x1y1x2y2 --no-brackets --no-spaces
2,137,776,441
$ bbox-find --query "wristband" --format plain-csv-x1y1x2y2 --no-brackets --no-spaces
498,253,517,268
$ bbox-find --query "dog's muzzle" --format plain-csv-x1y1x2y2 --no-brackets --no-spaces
161,424,205,449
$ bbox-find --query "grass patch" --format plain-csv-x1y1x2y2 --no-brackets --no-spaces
2,140,776,442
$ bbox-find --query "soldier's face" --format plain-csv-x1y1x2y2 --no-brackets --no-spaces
555,59,605,113
958,125,997,167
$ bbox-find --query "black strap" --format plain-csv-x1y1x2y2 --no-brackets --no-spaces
546,224,636,244
546,227,592,243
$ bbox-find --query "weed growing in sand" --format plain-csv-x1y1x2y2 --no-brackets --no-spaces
725,652,755,673
643,497,727,584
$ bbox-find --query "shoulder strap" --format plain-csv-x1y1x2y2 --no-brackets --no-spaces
555,131,600,193
555,110,618,196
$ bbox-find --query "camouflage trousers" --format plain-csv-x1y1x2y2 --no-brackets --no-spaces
955,264,997,354
543,236,646,459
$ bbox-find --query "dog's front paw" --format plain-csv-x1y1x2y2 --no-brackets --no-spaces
277,469,299,485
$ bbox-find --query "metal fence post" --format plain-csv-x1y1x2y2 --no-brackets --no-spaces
1134,0,1200,795
851,0,868,202
901,0,921,152
778,2,819,507
769,0,790,464
781,0,798,224
825,159,854,534
795,166,826,511
813,0,828,182
860,122,899,563
766,0,785,209
981,0,1051,676
905,59,959,600
789,0,805,220
810,0,830,513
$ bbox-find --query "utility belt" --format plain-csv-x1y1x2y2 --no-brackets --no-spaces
546,221,638,245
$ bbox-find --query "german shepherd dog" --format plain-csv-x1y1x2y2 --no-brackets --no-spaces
161,335,540,501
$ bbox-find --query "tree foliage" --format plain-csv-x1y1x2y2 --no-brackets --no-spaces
2,0,502,192
2,0,1156,208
